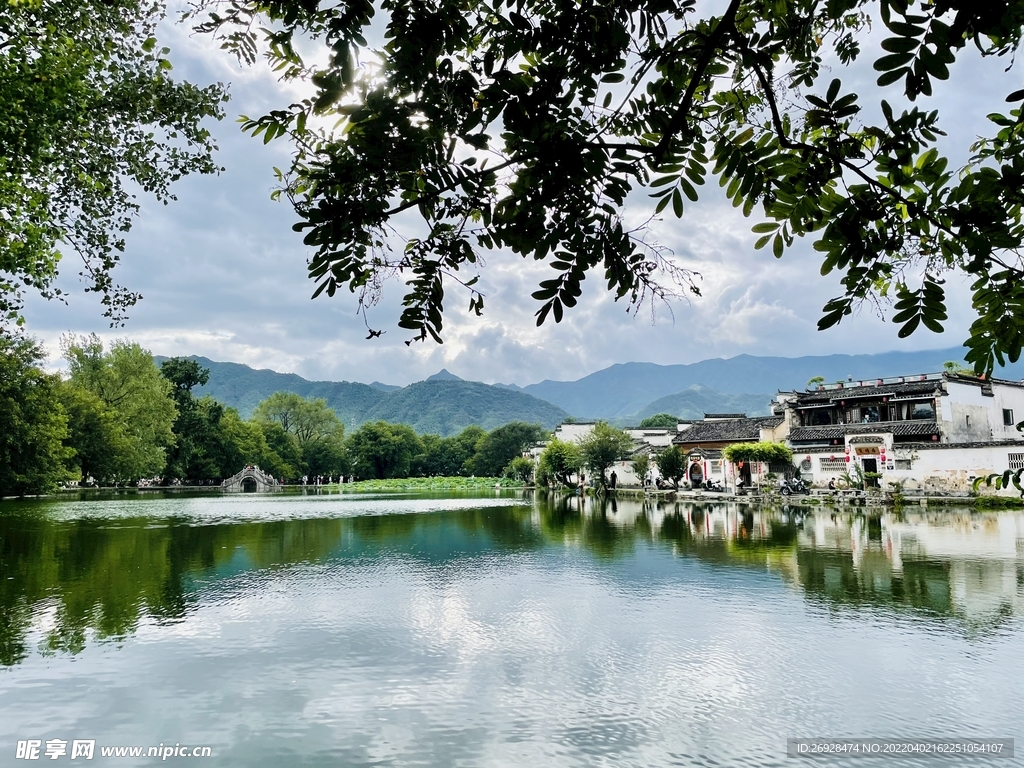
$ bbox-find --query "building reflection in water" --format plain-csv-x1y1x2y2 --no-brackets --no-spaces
1,493,1023,665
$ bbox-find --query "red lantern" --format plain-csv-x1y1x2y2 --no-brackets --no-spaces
844,455,851,463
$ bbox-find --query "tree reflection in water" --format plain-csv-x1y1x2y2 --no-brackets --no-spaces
1,493,1022,665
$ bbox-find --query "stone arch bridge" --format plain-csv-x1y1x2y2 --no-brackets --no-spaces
222,466,280,493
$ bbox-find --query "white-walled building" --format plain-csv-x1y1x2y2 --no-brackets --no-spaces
782,372,1024,493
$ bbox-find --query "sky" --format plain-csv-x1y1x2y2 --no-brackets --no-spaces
19,6,1020,387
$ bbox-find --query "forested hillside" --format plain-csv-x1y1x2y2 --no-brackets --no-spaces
626,386,773,423
158,357,568,436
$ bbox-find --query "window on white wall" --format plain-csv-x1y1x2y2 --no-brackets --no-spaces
819,458,847,472
894,459,912,470
1004,409,1015,426
1009,453,1024,470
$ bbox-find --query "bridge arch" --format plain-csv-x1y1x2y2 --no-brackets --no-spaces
222,466,280,493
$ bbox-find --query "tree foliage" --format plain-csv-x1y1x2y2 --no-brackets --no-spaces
56,382,130,485
579,421,633,487
631,453,650,484
193,0,1024,371
637,413,679,429
412,425,485,476
503,455,535,483
538,438,583,487
63,334,177,482
467,421,546,476
656,446,686,489
253,392,344,446
346,420,423,479
0,0,227,327
722,441,793,465
0,335,70,495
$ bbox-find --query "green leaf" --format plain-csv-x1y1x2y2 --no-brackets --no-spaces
876,68,908,87
873,53,914,72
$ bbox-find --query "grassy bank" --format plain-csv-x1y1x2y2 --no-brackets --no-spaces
330,476,524,493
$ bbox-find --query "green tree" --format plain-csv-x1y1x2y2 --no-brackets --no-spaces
301,424,349,477
806,376,826,389
346,421,423,479
943,361,973,376
468,422,546,476
413,425,487,476
0,335,71,495
503,456,535,484
631,454,650,486
193,0,1024,372
63,335,176,482
723,441,794,492
579,421,633,490
0,1,226,327
160,357,217,482
637,413,679,429
220,411,299,480
253,392,342,445
655,446,687,491
537,439,583,489
255,421,304,479
55,382,130,485
252,391,347,476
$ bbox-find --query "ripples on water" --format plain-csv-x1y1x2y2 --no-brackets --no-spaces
1,491,1023,767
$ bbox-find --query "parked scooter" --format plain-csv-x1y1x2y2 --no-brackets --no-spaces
779,477,810,496
703,479,725,492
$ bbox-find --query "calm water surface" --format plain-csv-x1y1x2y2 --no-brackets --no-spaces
1,491,1023,767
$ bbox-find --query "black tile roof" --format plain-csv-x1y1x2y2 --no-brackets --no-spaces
795,379,941,405
789,420,940,442
673,416,783,444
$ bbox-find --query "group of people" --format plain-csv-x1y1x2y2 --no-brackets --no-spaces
301,475,343,486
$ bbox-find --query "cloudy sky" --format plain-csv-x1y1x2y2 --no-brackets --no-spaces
20,7,1018,386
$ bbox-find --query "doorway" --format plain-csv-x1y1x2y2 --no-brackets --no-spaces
689,462,704,486
862,457,879,487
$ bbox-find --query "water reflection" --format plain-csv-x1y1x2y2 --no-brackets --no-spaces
1,493,1023,666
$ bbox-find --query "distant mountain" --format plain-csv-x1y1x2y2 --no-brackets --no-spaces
155,356,567,436
426,368,463,381
625,385,774,424
520,347,1024,420
369,381,401,392
363,380,567,435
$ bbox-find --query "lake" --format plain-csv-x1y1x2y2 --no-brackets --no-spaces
1,491,1022,766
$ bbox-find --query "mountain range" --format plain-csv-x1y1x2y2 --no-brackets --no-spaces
157,357,569,436
512,347,1024,419
158,346,1024,435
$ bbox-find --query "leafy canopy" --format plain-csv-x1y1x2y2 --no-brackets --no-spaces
538,437,583,487
194,0,1024,371
468,421,546,475
637,413,679,429
722,441,793,464
579,421,633,485
0,0,227,327
0,335,71,495
655,445,686,488
346,420,423,479
62,334,177,481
